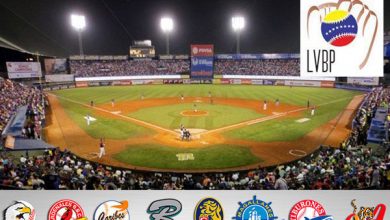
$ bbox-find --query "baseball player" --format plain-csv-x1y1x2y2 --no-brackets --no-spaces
90,100,94,107
180,94,184,101
275,98,280,107
193,103,198,112
86,114,91,126
98,138,106,158
263,100,267,110
111,99,115,107
311,106,316,116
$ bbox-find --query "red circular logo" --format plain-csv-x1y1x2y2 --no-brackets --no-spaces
48,199,86,220
289,200,328,220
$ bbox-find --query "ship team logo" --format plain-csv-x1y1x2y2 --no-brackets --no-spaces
233,196,278,220
301,0,383,77
93,200,130,220
3,201,36,220
194,197,223,220
147,199,182,220
48,199,87,220
346,199,387,220
289,200,333,220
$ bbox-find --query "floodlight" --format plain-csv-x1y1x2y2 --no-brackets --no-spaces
232,16,245,32
160,17,173,33
71,14,86,30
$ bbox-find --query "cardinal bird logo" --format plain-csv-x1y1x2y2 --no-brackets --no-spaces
48,199,87,220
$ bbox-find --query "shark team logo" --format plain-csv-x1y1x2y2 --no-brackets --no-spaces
301,0,383,77
3,201,36,220
48,199,87,220
289,200,333,220
233,195,278,220
93,200,130,220
147,199,182,220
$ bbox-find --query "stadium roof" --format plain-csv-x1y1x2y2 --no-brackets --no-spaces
1,0,389,58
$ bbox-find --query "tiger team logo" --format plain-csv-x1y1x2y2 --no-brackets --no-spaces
93,200,130,220
3,201,36,220
48,199,87,220
194,198,223,220
301,0,383,77
345,199,387,220
289,200,333,220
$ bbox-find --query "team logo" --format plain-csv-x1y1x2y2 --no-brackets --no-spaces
233,195,278,220
48,199,87,220
301,0,383,77
194,197,223,220
147,199,182,220
3,201,36,220
192,47,199,55
345,199,386,220
93,200,130,220
289,200,333,220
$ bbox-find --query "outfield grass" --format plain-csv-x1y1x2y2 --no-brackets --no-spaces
224,96,353,142
57,98,153,139
113,144,262,169
129,103,263,130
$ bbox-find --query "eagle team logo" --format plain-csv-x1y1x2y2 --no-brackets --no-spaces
301,0,383,77
194,197,223,220
93,200,130,220
345,199,386,220
48,199,87,220
289,200,333,220
147,199,182,220
3,201,36,220
233,195,278,220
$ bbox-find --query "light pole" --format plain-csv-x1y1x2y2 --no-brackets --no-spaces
160,17,173,55
232,16,245,54
71,14,86,56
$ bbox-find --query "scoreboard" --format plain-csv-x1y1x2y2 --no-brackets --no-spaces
129,46,155,58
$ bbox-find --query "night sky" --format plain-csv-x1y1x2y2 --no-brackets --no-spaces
0,0,389,57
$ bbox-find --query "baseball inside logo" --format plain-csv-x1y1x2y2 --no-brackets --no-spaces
321,10,358,47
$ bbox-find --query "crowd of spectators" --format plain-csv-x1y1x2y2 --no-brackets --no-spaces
214,59,300,76
0,83,389,190
70,60,190,77
0,78,45,138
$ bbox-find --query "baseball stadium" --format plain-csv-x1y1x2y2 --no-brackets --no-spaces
0,0,389,190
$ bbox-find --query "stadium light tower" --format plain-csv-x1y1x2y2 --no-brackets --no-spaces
71,14,86,56
232,16,245,54
160,17,174,55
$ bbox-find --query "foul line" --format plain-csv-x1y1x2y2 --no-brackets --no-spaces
202,96,360,135
48,94,177,135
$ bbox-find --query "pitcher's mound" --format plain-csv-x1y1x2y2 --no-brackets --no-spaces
180,110,208,116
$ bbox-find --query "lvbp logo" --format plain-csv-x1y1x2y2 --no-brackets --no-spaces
3,201,36,220
194,197,223,220
301,0,383,77
289,200,333,220
48,199,87,220
93,200,130,220
147,199,182,220
233,195,278,220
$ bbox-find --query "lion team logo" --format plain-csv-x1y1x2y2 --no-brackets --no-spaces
3,201,36,220
289,200,333,220
233,195,278,220
48,199,87,220
301,0,383,77
345,199,387,220
147,199,182,220
194,197,223,220
93,200,130,220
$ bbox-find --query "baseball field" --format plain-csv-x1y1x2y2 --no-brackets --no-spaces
44,85,363,172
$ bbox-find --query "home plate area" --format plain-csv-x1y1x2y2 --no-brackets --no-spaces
174,128,207,140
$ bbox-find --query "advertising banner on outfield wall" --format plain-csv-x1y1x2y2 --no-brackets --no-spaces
285,80,322,87
6,62,42,79
347,77,379,85
301,0,384,77
45,74,74,83
0,191,388,219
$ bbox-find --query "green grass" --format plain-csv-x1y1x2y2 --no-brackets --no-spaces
224,96,353,142
113,144,262,170
129,103,263,130
57,98,153,139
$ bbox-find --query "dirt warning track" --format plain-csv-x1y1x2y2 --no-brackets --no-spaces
44,93,364,173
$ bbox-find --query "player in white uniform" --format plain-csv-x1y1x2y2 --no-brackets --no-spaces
99,138,106,158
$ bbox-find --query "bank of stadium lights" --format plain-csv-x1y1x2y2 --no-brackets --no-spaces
232,16,245,54
160,17,174,55
70,14,86,56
